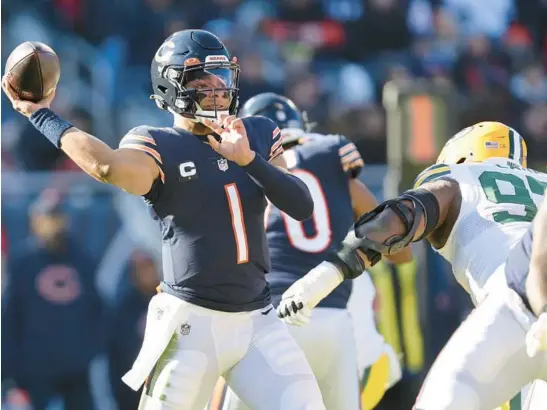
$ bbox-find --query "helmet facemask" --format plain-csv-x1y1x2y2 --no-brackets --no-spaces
154,57,240,124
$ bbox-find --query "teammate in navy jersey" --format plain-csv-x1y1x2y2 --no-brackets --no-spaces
3,31,325,410
219,93,413,410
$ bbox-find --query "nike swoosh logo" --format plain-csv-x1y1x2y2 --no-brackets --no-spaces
261,307,273,315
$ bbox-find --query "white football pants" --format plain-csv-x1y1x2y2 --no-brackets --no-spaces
222,307,360,410
222,271,401,410
137,296,325,410
414,288,547,410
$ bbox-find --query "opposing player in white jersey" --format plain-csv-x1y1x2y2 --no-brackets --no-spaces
492,192,547,408
526,193,547,317
277,122,547,409
214,93,411,410
521,193,547,356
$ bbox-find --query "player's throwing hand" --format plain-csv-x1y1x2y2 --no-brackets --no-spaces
203,116,256,166
2,76,55,118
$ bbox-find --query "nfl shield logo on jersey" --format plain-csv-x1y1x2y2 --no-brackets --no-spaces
217,158,229,172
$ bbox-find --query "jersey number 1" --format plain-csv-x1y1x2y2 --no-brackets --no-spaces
225,183,249,264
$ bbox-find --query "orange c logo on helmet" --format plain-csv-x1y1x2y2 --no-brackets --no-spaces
184,57,201,66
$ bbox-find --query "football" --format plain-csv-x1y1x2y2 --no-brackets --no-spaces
4,41,60,102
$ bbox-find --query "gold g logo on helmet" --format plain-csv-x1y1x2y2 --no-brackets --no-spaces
437,122,527,168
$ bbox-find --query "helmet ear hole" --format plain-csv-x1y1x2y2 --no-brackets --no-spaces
456,158,466,164
157,86,168,94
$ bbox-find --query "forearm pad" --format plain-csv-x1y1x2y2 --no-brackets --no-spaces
243,154,313,221
352,188,440,255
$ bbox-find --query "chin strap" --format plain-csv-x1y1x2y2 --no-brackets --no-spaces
194,109,229,124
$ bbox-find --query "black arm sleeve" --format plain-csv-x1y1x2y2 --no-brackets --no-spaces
243,154,314,221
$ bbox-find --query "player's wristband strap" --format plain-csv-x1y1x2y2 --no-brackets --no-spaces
29,108,73,149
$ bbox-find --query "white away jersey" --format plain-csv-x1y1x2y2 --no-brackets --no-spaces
414,158,547,302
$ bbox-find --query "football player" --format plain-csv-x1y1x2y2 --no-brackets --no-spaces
277,122,547,409
495,194,547,407
217,93,411,410
3,30,326,410
522,193,547,356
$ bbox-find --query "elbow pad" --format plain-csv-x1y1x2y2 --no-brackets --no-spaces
401,188,440,241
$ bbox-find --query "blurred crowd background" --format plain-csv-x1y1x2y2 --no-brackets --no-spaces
1,0,547,409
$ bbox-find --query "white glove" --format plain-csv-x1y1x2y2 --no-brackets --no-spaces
526,312,547,357
277,261,344,326
277,297,312,326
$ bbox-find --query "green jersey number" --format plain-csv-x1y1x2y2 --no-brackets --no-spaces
478,171,547,224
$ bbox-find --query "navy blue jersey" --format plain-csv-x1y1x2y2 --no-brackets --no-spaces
118,116,283,312
505,223,533,310
265,133,364,308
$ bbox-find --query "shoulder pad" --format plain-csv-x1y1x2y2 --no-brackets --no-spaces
337,135,364,179
119,126,165,183
243,116,283,161
242,115,277,132
119,126,163,147
414,163,452,189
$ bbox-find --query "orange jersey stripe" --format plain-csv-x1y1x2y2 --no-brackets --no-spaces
339,143,356,156
122,134,157,145
341,151,362,164
270,139,283,155
269,145,284,160
343,159,364,171
119,144,163,164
